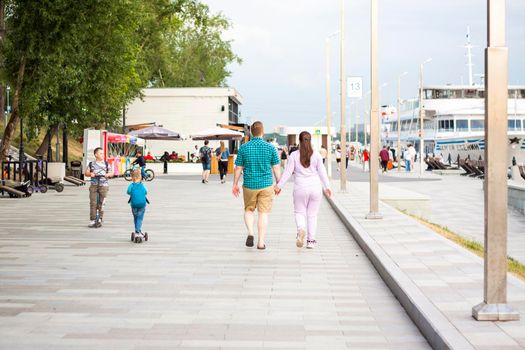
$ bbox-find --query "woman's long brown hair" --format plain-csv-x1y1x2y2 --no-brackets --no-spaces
299,131,314,168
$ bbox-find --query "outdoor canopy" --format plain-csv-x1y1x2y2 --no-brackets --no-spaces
191,127,244,141
128,126,181,140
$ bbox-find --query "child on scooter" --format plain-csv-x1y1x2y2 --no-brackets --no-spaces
127,169,148,239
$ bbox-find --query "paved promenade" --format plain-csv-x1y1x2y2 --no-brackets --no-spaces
0,176,428,349
328,178,525,349
336,161,525,264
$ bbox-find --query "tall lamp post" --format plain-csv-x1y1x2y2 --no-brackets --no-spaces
339,0,347,192
18,116,24,181
397,72,408,172
326,31,339,179
4,85,10,131
472,0,519,321
366,0,381,219
418,58,432,177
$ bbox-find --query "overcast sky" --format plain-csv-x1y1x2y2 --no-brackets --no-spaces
204,0,525,132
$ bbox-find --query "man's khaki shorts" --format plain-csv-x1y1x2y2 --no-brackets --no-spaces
243,186,274,213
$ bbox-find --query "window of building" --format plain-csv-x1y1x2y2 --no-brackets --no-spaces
508,119,522,131
456,119,469,132
471,120,485,131
425,89,433,99
438,120,454,132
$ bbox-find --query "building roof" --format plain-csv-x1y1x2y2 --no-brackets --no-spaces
141,87,243,105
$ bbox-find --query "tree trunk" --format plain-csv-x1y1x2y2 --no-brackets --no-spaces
35,125,58,157
0,56,26,162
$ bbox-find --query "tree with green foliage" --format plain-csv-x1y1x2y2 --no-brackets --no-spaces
0,0,240,162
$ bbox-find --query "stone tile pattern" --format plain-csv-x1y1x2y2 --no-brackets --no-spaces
0,176,428,349
331,179,525,350
384,167,525,265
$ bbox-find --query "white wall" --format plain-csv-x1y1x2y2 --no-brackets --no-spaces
125,88,240,159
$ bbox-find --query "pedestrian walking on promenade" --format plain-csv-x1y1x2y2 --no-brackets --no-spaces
127,169,148,239
215,141,230,184
232,121,281,250
362,148,369,172
160,151,170,174
280,146,288,169
319,145,328,164
275,131,332,249
335,145,341,171
403,148,411,172
379,146,390,173
408,144,416,172
84,147,113,228
199,140,212,184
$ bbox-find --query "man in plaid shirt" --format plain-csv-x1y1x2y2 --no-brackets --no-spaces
233,121,281,249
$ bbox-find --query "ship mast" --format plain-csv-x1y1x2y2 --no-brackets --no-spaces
466,25,474,86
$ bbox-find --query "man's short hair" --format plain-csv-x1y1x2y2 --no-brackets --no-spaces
251,121,264,137
94,147,102,155
204,140,209,145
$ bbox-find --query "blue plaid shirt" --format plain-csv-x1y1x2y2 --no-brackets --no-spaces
235,137,280,189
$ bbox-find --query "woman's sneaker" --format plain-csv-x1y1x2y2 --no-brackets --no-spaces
296,229,306,248
306,240,317,249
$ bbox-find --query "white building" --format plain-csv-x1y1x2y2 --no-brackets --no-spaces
125,88,243,159
274,126,337,151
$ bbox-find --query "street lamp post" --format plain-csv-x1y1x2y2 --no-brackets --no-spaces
325,31,339,179
366,0,381,219
4,85,10,130
472,0,519,321
339,0,347,192
18,116,24,181
397,72,408,172
418,58,432,177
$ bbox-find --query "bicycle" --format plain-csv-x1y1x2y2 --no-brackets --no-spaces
124,165,155,182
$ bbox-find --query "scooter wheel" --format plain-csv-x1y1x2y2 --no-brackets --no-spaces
55,183,64,192
40,185,48,194
135,237,142,243
144,233,148,241
131,232,135,241
26,185,34,194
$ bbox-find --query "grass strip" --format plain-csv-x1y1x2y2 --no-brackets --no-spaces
400,210,525,282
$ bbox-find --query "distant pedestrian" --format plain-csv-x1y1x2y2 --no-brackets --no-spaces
160,151,170,174
408,144,416,172
215,141,230,184
387,146,394,170
403,148,411,172
319,145,328,164
362,148,369,172
335,145,342,171
199,140,212,184
275,131,332,249
280,146,288,169
379,146,389,173
127,169,148,239
232,121,281,250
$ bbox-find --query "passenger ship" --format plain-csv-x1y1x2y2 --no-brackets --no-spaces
381,85,525,166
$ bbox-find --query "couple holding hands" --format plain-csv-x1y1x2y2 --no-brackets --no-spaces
233,121,331,250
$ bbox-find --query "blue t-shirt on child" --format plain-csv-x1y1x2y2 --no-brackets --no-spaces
127,182,148,208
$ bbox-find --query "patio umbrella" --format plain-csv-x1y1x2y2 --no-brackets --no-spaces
128,126,181,140
191,127,244,141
